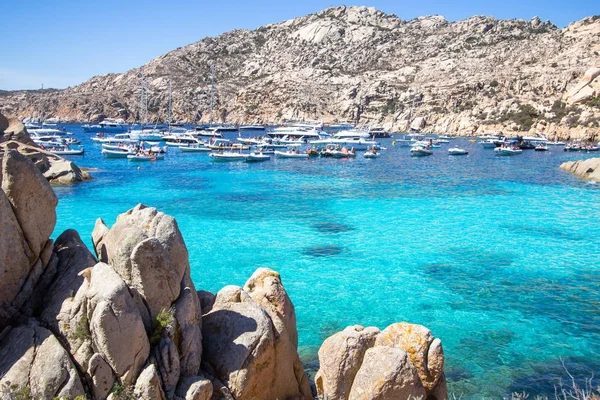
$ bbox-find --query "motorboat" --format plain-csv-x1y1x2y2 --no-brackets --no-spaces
209,152,247,162
448,148,468,155
49,148,85,156
127,153,165,161
239,125,266,131
83,118,129,133
547,140,566,146
102,148,134,158
274,150,309,159
306,148,320,157
368,127,391,138
187,127,224,139
410,146,433,157
245,153,271,162
179,145,211,153
494,146,522,156
534,144,549,152
93,133,137,144
310,130,378,150
129,128,163,142
364,150,380,158
480,139,499,149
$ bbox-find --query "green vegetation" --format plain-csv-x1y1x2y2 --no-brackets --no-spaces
111,382,135,400
0,384,32,400
381,98,398,115
501,103,539,131
149,307,175,345
71,315,91,341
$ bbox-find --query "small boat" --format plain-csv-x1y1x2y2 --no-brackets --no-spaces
448,148,468,155
245,153,270,162
364,151,380,158
480,139,498,149
410,146,433,157
209,152,247,162
179,145,211,153
534,144,549,152
127,154,165,161
494,147,522,156
329,150,356,158
102,149,134,158
306,148,320,157
547,140,565,146
239,125,266,131
50,148,85,156
274,150,309,159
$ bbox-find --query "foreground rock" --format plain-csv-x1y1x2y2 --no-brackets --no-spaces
0,115,91,184
315,322,448,400
560,158,600,182
0,149,447,400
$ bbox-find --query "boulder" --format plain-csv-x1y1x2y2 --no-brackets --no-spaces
174,274,203,376
87,262,150,384
1,149,57,259
88,353,116,400
153,329,181,398
315,325,380,400
134,363,166,400
92,204,189,311
0,321,85,399
202,300,276,399
316,322,448,400
375,323,445,392
560,158,600,182
0,140,92,184
0,116,34,145
348,346,426,400
175,376,213,400
202,270,312,400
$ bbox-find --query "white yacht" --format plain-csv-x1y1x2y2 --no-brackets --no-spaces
310,130,379,150
83,118,129,133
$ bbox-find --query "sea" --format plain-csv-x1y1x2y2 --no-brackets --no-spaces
51,125,600,399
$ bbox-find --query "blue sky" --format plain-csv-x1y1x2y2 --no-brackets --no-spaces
1,0,597,90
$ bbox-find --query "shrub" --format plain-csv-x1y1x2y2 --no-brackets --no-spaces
150,307,175,345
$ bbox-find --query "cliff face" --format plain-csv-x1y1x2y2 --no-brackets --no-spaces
1,6,600,138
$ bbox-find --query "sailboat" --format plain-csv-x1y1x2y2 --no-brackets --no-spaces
129,68,163,141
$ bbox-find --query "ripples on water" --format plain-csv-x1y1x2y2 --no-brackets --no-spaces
53,126,600,399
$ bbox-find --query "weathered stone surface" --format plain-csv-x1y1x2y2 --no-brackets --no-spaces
0,188,32,329
87,262,150,384
93,204,188,305
196,290,215,315
375,322,444,391
0,117,34,145
560,158,600,182
134,363,166,400
202,300,276,399
0,322,85,399
1,140,92,184
154,330,181,398
175,376,213,400
174,274,203,377
348,346,426,400
315,325,380,400
1,149,56,259
88,353,116,400
40,229,97,333
130,237,179,320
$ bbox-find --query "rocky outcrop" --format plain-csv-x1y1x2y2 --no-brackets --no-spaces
201,270,312,400
560,157,600,181
1,8,600,139
0,115,92,184
315,323,448,400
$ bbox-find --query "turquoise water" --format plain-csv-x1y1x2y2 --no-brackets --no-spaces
53,125,600,398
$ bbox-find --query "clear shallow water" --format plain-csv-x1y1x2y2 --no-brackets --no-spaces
53,125,600,398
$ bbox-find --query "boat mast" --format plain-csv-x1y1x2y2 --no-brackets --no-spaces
209,62,215,125
40,83,44,124
168,76,172,131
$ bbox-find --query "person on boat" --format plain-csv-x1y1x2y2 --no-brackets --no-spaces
371,147,377,154
350,147,355,154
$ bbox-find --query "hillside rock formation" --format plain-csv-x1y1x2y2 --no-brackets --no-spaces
1,7,599,139
0,114,92,184
560,157,600,181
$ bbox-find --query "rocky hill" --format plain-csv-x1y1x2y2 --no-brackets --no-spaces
1,6,600,139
